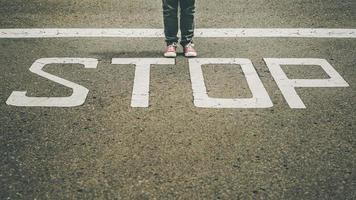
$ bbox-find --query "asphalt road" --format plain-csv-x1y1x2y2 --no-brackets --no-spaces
1,0,355,199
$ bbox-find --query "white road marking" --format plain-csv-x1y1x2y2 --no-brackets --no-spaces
264,58,350,109
111,58,175,108
189,58,273,108
0,28,355,38
6,58,98,107
6,57,351,108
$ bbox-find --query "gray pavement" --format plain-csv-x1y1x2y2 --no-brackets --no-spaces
0,0,355,199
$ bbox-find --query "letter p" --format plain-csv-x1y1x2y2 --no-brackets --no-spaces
264,58,349,108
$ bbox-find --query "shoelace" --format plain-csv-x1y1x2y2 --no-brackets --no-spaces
168,42,178,48
185,42,195,51
185,42,195,49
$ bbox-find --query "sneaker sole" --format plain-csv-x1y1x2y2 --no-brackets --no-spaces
164,52,177,58
184,52,197,57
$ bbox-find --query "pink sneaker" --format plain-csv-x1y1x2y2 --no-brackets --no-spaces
183,42,197,57
164,43,177,58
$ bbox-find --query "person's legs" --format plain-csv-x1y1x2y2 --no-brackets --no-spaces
162,0,179,44
179,0,195,46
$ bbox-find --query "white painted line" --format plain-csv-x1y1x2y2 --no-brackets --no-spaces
0,28,356,38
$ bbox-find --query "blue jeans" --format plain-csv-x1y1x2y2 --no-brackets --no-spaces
162,0,195,46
